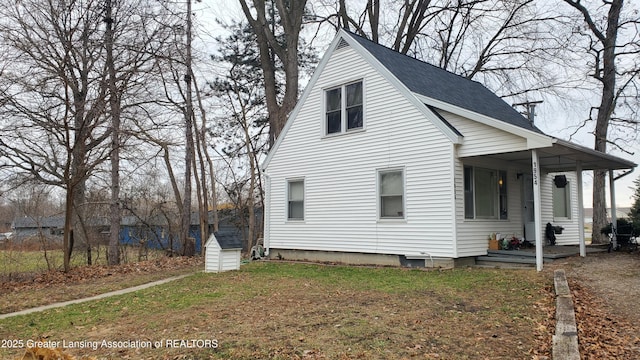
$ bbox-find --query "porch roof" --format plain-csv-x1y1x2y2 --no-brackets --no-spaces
479,138,636,172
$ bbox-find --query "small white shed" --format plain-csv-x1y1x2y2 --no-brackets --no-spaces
204,231,242,273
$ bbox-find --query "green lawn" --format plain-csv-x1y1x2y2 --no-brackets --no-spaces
0,262,554,359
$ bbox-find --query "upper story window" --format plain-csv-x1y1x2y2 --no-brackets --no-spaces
464,166,508,220
325,80,363,135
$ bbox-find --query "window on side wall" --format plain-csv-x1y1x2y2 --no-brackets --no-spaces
288,180,304,220
464,166,508,220
325,80,363,135
379,169,404,219
553,181,571,219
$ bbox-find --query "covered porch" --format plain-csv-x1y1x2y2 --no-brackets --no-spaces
479,138,636,271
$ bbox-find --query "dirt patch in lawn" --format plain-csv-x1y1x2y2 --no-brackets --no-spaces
546,251,640,359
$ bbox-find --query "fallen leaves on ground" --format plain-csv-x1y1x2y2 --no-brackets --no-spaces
0,256,202,294
569,279,640,359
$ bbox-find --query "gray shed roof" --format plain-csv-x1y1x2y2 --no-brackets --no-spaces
12,216,64,229
345,30,542,134
214,230,243,250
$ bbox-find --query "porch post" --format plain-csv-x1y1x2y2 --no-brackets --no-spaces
532,150,543,271
577,162,586,257
609,169,618,249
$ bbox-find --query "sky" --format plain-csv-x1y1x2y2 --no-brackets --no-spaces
196,0,639,209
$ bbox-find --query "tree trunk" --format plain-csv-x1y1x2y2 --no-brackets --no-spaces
590,0,621,243
181,0,195,252
63,185,74,272
106,0,121,265
239,0,306,147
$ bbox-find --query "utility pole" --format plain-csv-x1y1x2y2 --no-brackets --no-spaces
512,100,543,125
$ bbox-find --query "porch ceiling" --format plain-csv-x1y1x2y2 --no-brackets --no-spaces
474,138,636,173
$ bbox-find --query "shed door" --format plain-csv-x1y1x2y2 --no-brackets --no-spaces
523,175,536,242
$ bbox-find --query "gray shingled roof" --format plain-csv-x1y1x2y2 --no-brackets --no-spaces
345,31,544,134
214,230,243,250
12,216,64,229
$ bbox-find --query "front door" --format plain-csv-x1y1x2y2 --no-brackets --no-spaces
523,175,536,242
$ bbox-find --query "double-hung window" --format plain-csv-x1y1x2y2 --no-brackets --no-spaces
379,169,404,219
325,80,363,135
464,166,508,220
288,180,304,220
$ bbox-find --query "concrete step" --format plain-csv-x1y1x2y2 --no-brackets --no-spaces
475,255,554,268
477,255,536,264
474,261,535,269
486,249,569,259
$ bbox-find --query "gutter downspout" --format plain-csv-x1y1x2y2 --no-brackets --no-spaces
263,171,271,256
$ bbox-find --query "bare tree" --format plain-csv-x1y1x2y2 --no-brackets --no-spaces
0,0,183,270
0,0,112,272
311,0,573,101
105,0,121,265
238,0,308,146
561,0,640,243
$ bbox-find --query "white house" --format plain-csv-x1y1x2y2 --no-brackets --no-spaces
204,232,242,273
261,29,636,271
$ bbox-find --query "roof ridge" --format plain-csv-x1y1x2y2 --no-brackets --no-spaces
341,29,485,87
340,28,543,134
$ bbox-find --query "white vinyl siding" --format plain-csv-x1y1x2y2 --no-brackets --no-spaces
541,172,580,245
439,110,529,157
265,45,456,258
442,109,527,256
204,235,241,273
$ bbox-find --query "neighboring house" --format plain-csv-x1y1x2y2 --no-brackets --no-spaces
12,216,65,240
120,209,261,254
583,207,631,225
262,29,636,270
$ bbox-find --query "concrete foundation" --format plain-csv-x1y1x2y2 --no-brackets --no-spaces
267,249,472,269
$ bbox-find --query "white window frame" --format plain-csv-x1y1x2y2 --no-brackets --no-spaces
323,79,365,136
378,168,405,220
552,180,571,220
286,178,305,221
464,166,508,220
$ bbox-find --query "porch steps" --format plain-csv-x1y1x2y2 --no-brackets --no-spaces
475,250,556,268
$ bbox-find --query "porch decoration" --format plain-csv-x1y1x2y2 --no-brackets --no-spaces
488,233,500,250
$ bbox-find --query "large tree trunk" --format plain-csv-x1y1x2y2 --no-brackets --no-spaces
106,0,121,264
239,0,306,147
590,0,621,244
181,0,195,252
